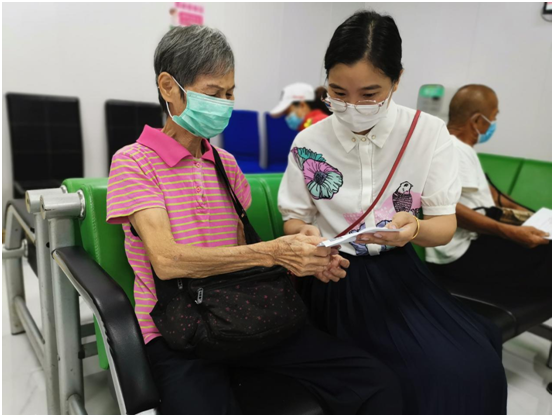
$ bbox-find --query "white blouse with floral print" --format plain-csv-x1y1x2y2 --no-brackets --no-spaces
278,100,461,256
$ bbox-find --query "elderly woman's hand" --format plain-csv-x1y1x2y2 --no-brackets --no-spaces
272,234,332,277
295,223,347,283
313,254,350,283
354,211,418,248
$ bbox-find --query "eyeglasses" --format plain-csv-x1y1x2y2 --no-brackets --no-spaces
321,88,393,116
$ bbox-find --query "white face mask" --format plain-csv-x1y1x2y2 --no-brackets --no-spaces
328,89,393,133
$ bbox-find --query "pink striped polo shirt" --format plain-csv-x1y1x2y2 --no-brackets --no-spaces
106,125,251,344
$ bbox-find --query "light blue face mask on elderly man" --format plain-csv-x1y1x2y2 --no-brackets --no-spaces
165,76,234,138
475,114,497,144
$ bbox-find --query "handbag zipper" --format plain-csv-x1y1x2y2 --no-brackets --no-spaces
190,265,285,307
195,288,204,304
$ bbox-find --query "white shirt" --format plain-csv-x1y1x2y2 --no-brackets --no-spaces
278,100,461,257
425,138,495,264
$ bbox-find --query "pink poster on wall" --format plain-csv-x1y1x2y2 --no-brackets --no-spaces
170,2,204,28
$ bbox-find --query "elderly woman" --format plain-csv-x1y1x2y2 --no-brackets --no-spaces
106,26,402,415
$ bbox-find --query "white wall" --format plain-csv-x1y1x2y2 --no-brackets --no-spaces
368,2,552,160
2,2,552,211
1,2,361,209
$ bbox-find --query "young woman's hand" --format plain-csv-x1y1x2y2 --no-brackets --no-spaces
354,211,418,248
299,224,322,237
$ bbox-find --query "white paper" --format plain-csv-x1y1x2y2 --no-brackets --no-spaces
522,208,552,240
317,227,404,247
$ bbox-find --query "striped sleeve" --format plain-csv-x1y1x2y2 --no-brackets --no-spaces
232,165,252,210
106,151,165,224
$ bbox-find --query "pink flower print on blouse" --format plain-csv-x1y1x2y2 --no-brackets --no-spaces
302,159,344,200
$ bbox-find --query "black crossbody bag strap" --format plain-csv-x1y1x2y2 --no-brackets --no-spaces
484,172,535,213
211,146,262,244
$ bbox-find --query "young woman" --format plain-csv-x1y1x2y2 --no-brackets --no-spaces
270,83,331,131
278,11,508,415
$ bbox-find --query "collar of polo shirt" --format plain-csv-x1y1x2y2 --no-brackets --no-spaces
331,99,398,153
137,125,215,167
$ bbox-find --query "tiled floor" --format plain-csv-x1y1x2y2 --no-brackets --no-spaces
2,260,552,415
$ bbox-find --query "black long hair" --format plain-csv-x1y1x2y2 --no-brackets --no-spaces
324,10,403,83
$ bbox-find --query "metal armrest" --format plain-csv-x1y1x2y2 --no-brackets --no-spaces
53,246,159,415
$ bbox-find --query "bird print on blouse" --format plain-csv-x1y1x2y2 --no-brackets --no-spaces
344,181,422,255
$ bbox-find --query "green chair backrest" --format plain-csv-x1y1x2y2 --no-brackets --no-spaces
477,153,524,195
64,178,134,369
244,175,277,241
258,175,285,238
510,159,552,211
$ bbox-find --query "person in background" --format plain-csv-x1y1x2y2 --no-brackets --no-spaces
278,11,508,415
426,84,551,289
270,83,331,131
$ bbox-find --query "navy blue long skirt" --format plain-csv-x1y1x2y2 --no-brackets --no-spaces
302,244,508,415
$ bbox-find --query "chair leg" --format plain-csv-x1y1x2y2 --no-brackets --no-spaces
2,205,27,335
547,345,552,369
49,217,84,414
33,212,61,414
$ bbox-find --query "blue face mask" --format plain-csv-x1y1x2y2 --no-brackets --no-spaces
475,114,497,144
165,76,234,138
285,111,303,131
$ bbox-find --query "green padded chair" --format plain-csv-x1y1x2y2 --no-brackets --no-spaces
60,178,159,414
64,176,283,370
510,159,552,211
59,177,324,415
478,153,524,195
64,178,128,369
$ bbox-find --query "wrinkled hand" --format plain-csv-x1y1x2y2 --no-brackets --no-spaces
354,211,417,248
296,225,349,282
505,225,550,249
313,254,350,283
273,234,332,276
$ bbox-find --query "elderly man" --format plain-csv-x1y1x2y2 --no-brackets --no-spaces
426,84,551,289
106,25,402,415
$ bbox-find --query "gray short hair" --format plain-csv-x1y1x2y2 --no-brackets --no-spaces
154,25,235,114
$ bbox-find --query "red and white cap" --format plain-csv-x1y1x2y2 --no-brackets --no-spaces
270,82,315,116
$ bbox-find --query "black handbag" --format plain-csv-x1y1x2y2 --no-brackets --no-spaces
144,147,307,360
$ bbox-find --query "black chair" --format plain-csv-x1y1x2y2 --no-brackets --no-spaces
440,279,551,343
6,93,83,198
105,100,164,169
